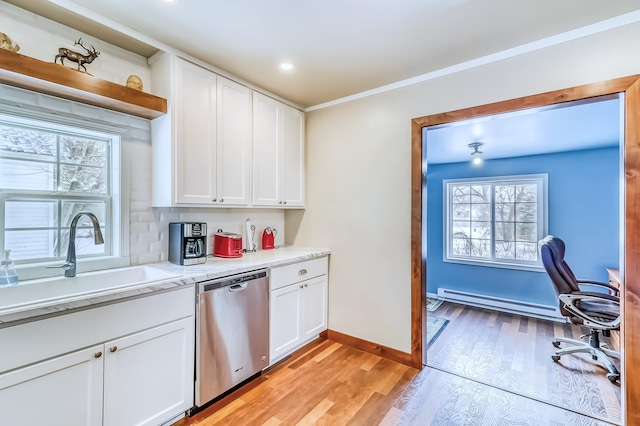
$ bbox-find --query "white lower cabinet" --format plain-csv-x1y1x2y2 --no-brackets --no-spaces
269,257,328,363
0,287,195,426
103,318,193,426
0,345,104,426
301,276,329,341
270,282,303,359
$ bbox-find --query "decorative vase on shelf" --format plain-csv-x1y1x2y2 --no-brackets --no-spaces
126,75,143,91
0,32,20,53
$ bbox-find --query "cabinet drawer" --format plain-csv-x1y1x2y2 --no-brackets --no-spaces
270,256,328,290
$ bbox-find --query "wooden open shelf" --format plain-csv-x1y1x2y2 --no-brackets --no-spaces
0,48,166,119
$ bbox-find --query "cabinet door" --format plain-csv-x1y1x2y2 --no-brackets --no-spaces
0,345,104,426
270,283,303,361
301,275,328,341
281,105,305,207
103,317,195,426
175,58,217,204
217,76,252,206
252,92,281,206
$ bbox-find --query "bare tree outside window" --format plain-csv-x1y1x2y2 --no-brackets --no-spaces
445,175,547,269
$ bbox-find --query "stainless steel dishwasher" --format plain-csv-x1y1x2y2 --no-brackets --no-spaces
195,269,269,408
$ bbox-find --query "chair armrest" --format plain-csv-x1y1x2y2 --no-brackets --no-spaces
573,291,619,302
577,279,619,296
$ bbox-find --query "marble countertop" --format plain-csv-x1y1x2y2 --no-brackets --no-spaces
0,246,329,325
152,246,331,281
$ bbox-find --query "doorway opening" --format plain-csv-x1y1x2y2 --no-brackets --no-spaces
421,95,623,423
410,74,640,424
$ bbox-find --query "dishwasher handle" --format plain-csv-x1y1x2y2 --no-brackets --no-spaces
200,269,268,293
229,283,248,292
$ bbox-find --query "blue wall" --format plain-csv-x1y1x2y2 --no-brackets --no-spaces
426,147,619,307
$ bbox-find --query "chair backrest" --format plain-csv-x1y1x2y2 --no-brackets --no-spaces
539,235,581,296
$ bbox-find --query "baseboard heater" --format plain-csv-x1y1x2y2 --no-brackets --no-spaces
436,288,566,322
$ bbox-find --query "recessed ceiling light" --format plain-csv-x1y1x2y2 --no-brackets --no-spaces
279,62,295,71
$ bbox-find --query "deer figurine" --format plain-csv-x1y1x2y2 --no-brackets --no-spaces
55,38,100,73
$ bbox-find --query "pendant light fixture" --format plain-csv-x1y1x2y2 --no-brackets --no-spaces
468,141,484,165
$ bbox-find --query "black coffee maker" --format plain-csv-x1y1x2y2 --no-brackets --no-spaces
169,222,207,265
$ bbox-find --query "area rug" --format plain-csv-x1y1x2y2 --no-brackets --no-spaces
426,316,449,346
427,297,443,312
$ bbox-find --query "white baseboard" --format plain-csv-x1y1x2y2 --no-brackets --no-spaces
436,287,566,322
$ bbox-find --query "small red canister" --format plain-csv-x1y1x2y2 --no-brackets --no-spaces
262,227,276,250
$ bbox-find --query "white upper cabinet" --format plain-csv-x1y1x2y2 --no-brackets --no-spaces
174,59,217,205
252,93,281,206
216,76,252,206
252,92,305,208
150,54,251,207
281,105,305,207
151,53,303,208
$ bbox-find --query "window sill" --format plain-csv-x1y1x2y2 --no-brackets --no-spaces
15,256,131,281
443,257,546,273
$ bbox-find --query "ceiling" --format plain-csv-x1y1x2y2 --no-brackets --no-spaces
4,0,640,108
425,95,621,164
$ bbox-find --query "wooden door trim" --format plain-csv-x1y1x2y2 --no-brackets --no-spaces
411,74,640,423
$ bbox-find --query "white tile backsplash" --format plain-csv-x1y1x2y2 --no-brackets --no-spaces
121,114,285,264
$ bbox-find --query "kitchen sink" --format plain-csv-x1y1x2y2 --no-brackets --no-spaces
0,266,182,315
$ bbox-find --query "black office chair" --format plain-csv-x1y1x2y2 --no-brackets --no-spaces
538,235,621,383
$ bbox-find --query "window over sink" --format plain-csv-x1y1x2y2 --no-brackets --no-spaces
0,113,121,265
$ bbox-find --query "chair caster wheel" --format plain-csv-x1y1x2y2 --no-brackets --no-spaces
592,355,598,361
607,373,619,383
551,355,561,362
552,341,561,348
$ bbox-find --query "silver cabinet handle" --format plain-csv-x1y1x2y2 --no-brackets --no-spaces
220,198,224,202
212,198,217,202
94,351,102,358
304,283,308,288
109,346,117,353
283,201,287,205
298,269,307,275
279,201,283,204
299,284,304,288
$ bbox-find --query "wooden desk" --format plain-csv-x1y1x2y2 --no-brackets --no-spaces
606,267,621,351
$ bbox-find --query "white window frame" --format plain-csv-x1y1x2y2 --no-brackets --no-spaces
0,110,129,280
443,174,548,272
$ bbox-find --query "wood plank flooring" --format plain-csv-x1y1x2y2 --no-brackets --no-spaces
427,302,621,424
173,306,619,426
174,339,416,426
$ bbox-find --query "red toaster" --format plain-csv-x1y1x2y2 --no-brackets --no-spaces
213,230,243,258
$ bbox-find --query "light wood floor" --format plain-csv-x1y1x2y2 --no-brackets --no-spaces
427,302,621,424
174,306,618,426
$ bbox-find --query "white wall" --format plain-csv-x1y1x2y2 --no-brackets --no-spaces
286,22,640,353
0,1,151,91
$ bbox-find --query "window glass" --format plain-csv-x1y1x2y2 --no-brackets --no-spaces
445,175,546,269
0,116,116,264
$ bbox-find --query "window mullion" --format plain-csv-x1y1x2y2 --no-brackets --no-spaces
56,199,62,258
0,197,5,254
490,183,496,262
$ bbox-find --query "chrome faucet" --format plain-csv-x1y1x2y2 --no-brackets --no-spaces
50,212,104,278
